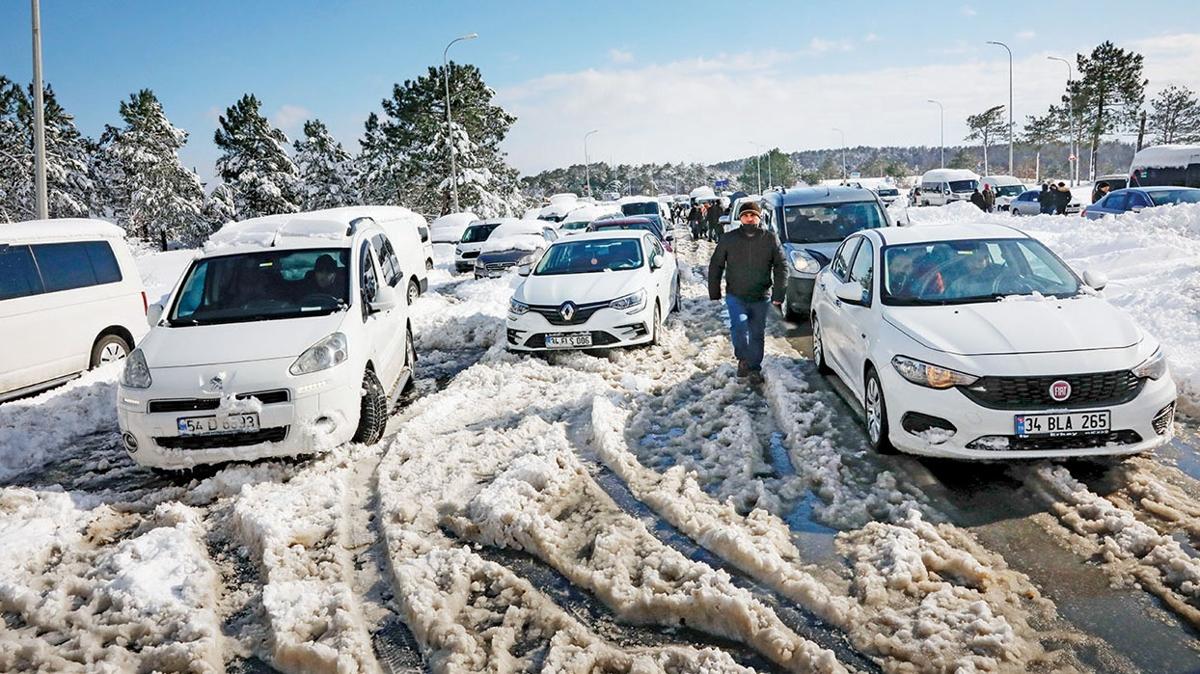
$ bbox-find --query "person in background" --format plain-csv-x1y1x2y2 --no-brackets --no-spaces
1054,182,1072,215
688,202,704,239
708,201,787,382
981,183,996,212
1092,181,1111,204
970,188,988,211
706,199,724,242
1038,183,1056,214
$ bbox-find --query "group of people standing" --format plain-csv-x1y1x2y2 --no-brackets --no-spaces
687,200,729,242
1036,182,1074,214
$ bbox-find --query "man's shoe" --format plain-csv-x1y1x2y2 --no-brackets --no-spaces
736,360,750,378
749,369,764,385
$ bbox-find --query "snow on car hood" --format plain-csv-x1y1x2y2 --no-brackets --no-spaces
518,269,645,306
481,234,544,254
883,296,1141,356
140,311,347,368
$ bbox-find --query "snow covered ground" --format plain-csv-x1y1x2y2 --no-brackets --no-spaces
3,225,1200,672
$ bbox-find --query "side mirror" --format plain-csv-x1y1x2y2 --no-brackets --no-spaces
1083,269,1108,291
369,284,399,313
649,254,663,270
834,279,867,305
718,215,730,225
517,264,532,277
147,302,164,327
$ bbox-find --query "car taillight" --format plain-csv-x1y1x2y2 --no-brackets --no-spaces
141,291,148,314
665,240,673,252
1080,207,1087,217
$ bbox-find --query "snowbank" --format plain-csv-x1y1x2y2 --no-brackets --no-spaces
429,211,479,243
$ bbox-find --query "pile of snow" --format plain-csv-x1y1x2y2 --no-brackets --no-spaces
135,248,198,304
479,234,544,253
429,211,479,243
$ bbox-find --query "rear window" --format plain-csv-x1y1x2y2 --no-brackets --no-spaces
0,245,45,300
782,201,886,244
30,241,122,293
621,202,659,216
949,179,978,192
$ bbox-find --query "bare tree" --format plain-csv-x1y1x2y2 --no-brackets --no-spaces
965,105,1007,175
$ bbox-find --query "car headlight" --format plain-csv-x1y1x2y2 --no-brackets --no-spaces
509,298,530,315
788,250,821,274
891,355,978,389
120,348,153,389
475,258,486,268
517,253,535,267
290,333,348,376
1134,349,1168,380
610,289,647,312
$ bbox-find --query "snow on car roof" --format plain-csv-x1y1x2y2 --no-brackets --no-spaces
874,223,1025,245
618,195,659,204
431,212,479,228
1131,144,1200,169
206,206,426,252
561,205,621,224
554,229,647,244
0,218,125,243
920,168,981,181
489,220,546,238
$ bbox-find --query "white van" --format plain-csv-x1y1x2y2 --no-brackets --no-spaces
1129,144,1200,189
118,211,415,470
980,175,1027,211
919,169,981,206
455,218,519,272
1,219,148,402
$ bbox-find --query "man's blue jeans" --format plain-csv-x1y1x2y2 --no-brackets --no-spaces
724,295,769,370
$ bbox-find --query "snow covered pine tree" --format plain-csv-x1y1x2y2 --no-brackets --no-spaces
294,119,358,210
213,94,301,219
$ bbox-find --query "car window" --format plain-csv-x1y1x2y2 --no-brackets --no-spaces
370,233,402,287
30,241,122,293
848,238,874,304
417,225,430,243
1128,192,1153,208
830,238,860,281
360,241,379,309
647,235,665,261
0,244,45,300
1148,189,1200,206
1105,193,1129,211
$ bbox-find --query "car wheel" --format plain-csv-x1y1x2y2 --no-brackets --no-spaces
353,369,388,445
402,327,417,394
650,303,662,345
425,258,434,271
90,334,131,369
810,315,832,374
406,278,420,305
864,367,896,454
671,277,681,314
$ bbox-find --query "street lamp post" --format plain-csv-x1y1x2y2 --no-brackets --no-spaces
832,128,846,181
442,32,478,213
1048,56,1076,186
986,40,1014,175
584,129,599,197
927,99,944,168
31,0,48,219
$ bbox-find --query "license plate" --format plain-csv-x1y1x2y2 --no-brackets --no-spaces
177,413,260,436
545,333,593,348
1014,411,1110,437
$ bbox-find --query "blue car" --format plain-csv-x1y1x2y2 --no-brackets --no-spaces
1084,186,1200,219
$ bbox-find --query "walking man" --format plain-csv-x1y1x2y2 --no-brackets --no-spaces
708,201,787,381
981,183,996,212
1038,183,1055,214
1054,182,1071,215
706,200,724,242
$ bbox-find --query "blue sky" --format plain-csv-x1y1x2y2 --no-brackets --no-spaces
3,1,1199,180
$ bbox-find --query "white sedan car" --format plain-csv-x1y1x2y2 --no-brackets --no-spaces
809,223,1176,460
506,231,679,351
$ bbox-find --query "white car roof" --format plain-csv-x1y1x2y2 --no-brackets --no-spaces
1131,144,1200,169
206,205,427,253
618,195,658,204
920,169,980,181
0,218,126,244
491,220,551,238
871,223,1026,246
553,230,647,244
431,212,479,227
982,175,1023,185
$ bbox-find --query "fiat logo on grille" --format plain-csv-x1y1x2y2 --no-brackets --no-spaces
559,301,577,322
1049,380,1072,402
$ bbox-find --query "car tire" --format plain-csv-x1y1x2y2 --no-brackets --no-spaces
402,327,417,394
406,278,420,305
671,277,681,314
90,333,131,369
810,315,832,374
353,369,388,445
650,303,662,346
864,367,897,454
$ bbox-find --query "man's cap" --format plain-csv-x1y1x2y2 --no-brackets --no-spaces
737,201,762,216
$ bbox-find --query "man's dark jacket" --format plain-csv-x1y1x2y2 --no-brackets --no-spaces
708,226,788,303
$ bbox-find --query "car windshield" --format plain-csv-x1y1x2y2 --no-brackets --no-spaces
534,239,644,275
877,188,899,196
994,184,1025,197
592,222,657,238
169,248,351,326
949,179,978,192
882,238,1080,306
461,223,500,243
782,201,886,244
561,220,590,231
1148,190,1200,206
621,202,659,216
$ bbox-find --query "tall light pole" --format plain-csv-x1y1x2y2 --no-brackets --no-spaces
986,40,1014,175
583,129,599,197
832,128,847,181
1048,55,1076,186
31,0,48,219
442,32,477,213
927,99,944,168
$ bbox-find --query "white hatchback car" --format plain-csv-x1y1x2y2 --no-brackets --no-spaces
506,231,679,351
117,211,415,470
810,223,1176,460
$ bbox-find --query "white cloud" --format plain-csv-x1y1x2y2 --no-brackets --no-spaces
808,37,854,53
961,5,977,16
608,48,634,64
270,104,310,137
864,32,879,43
1016,30,1036,40
496,34,1200,174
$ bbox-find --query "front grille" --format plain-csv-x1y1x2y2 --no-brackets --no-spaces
528,301,610,326
966,430,1142,452
459,251,480,259
155,426,289,450
523,331,621,349
148,390,290,414
960,371,1143,410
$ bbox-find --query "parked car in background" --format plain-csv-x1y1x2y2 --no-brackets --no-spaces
1,219,149,402
558,204,621,236
1129,144,1200,189
430,212,480,244
918,169,981,206
506,231,679,351
1008,190,1043,216
473,221,559,279
760,186,893,321
455,218,509,272
586,216,672,251
119,210,416,470
809,223,1175,460
619,195,672,222
537,194,581,223
1083,186,1200,220
1091,174,1129,203
981,175,1027,211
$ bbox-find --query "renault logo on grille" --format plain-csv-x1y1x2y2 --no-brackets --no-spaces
559,302,577,322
